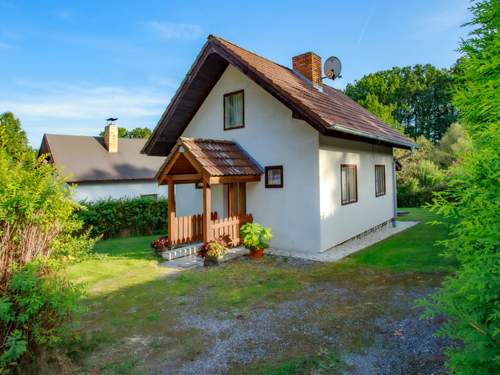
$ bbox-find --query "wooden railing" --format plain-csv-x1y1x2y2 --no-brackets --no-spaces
169,212,218,246
168,212,253,247
211,214,253,246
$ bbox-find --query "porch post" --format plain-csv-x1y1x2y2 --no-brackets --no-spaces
203,180,212,242
227,183,234,217
167,178,176,245
237,182,245,215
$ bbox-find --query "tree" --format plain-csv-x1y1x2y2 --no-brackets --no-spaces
99,127,152,139
422,0,500,373
127,127,152,139
431,123,472,168
345,64,458,142
0,112,30,159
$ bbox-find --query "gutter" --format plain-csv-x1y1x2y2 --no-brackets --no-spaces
328,123,417,150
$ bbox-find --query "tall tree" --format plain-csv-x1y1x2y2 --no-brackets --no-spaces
0,112,30,159
345,64,458,142
422,0,500,373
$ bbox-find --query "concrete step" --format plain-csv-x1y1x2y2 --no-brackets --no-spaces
161,243,202,261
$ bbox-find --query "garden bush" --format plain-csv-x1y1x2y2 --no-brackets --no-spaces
1,112,94,372
0,263,82,373
78,197,167,239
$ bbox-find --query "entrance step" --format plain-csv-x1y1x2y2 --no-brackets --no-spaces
161,243,202,261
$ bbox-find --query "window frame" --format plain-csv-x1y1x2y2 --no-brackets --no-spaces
375,164,386,197
340,164,358,205
265,165,284,188
223,90,245,131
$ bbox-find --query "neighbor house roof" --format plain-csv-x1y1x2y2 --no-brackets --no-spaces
39,134,165,183
156,137,262,182
143,35,416,156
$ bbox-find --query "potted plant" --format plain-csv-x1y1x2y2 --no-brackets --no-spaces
240,222,272,259
199,239,228,266
150,236,169,256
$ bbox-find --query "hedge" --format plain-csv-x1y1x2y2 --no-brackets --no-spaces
78,197,167,239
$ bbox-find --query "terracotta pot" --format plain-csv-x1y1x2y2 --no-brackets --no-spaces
249,248,264,259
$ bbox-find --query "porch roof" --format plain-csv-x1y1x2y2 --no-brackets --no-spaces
156,137,263,184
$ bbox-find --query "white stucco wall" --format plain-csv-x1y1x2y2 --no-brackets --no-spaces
72,180,167,202
319,135,395,251
176,65,322,253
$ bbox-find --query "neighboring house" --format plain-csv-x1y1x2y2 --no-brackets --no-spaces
142,35,416,254
39,125,166,202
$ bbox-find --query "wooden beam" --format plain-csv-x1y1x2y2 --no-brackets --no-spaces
171,173,202,182
167,178,176,246
202,181,212,242
237,182,245,215
209,175,260,184
227,183,234,217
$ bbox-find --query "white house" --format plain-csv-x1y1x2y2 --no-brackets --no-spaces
39,125,166,202
142,35,415,254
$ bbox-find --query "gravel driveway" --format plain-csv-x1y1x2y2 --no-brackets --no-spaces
156,257,452,375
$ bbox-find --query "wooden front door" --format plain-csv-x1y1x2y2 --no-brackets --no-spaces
224,182,246,217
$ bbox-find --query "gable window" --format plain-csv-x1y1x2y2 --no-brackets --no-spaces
375,165,386,197
341,164,357,205
265,166,283,188
224,90,244,130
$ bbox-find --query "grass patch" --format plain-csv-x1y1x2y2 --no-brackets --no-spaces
62,207,453,373
343,208,457,273
253,349,340,375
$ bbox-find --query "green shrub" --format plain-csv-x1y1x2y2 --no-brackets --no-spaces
79,197,167,239
1,112,93,372
0,262,82,373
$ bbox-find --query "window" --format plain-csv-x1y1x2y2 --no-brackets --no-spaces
265,166,283,188
223,90,244,130
375,165,386,197
341,164,357,205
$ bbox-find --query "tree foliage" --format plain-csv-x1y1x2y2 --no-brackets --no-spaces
345,64,458,142
0,114,94,372
421,1,500,373
396,123,470,207
0,112,29,160
99,127,152,139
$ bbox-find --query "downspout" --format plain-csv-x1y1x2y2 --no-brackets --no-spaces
392,156,397,227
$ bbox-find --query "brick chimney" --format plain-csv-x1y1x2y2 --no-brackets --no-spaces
104,124,118,153
292,52,322,85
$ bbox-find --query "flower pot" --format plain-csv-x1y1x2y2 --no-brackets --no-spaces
249,248,264,259
204,256,223,267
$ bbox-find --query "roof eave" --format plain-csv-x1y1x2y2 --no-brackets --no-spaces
327,123,417,150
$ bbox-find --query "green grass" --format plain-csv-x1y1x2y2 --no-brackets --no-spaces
344,207,457,273
61,207,455,373
63,234,172,294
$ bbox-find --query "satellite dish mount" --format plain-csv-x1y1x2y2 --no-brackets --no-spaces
323,56,342,81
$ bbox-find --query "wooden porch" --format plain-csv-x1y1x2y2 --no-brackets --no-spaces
157,138,263,247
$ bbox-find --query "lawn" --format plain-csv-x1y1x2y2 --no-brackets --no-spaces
61,208,455,374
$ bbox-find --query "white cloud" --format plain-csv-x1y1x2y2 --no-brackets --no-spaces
0,41,12,49
0,81,173,145
147,21,203,40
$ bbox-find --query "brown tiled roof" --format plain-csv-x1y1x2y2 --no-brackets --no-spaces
143,35,415,156
158,137,262,179
39,134,165,183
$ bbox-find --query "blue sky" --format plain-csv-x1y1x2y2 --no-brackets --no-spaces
0,0,472,147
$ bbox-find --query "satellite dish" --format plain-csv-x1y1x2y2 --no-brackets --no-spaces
324,56,342,80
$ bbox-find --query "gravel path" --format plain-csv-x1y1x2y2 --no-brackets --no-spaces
159,266,452,375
